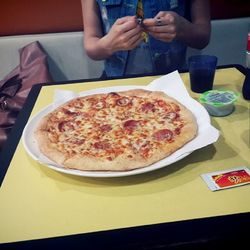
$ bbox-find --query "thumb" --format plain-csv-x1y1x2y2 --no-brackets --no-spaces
142,18,155,27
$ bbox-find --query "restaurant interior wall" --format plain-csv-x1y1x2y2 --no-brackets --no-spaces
0,0,250,36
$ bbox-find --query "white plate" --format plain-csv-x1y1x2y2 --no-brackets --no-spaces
22,85,213,178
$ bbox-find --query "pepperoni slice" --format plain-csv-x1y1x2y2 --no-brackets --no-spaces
58,121,74,132
153,129,173,141
141,102,155,112
116,97,131,106
123,120,139,130
93,141,111,150
100,124,112,132
157,100,166,107
58,121,66,132
62,108,79,116
156,101,172,112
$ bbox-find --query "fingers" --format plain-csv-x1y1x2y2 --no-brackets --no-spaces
144,13,174,27
115,15,136,25
114,16,139,33
133,37,144,48
142,18,156,27
143,17,166,27
142,11,166,26
147,31,175,42
146,23,176,35
127,34,144,50
142,11,178,42
115,18,143,47
109,12,178,49
108,16,144,51
155,11,166,20
155,11,174,24
112,16,143,36
118,29,144,50
146,26,176,42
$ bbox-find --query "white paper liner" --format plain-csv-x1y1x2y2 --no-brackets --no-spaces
22,71,220,177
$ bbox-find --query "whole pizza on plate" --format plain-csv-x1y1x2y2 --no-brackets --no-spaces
35,89,197,171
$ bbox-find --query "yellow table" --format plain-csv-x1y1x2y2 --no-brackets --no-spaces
0,67,249,248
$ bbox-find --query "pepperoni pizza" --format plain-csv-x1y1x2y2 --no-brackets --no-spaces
35,89,197,171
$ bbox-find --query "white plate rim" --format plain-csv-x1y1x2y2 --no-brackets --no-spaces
22,85,210,178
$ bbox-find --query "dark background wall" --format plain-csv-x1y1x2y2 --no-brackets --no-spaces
0,0,249,36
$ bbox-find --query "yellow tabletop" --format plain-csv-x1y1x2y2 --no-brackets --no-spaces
0,68,249,244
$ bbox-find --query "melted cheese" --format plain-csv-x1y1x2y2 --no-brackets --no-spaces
47,94,184,159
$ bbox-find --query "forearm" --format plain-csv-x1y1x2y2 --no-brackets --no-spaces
180,0,211,49
84,36,113,60
177,17,211,49
81,0,113,60
84,16,143,61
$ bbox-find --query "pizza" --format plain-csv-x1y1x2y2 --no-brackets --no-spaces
35,89,197,171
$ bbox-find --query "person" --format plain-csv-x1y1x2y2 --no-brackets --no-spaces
81,0,211,78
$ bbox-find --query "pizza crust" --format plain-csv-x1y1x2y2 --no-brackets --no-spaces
35,115,67,165
35,89,198,171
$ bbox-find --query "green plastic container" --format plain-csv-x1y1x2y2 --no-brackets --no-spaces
199,90,239,116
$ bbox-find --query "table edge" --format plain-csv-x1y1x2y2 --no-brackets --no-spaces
0,212,249,249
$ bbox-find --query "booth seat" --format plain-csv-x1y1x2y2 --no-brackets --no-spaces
0,17,249,82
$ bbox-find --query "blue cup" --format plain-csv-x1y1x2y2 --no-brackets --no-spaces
188,55,218,93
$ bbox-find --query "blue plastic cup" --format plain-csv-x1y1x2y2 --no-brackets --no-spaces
188,55,218,93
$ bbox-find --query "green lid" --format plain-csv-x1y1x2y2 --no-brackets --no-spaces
199,90,239,107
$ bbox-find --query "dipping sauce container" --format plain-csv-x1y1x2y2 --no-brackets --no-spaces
199,90,239,116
